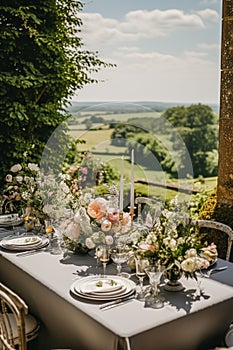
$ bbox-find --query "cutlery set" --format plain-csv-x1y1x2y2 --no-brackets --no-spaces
199,266,228,278
99,295,135,310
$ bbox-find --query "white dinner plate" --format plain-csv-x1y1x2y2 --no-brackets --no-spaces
0,218,23,228
0,236,49,251
80,276,124,294
225,325,233,347
70,275,136,301
3,236,42,247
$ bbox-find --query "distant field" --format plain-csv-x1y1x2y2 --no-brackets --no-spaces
70,111,161,124
67,116,217,202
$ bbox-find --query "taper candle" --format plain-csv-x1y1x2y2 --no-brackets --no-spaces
130,149,134,211
119,156,124,212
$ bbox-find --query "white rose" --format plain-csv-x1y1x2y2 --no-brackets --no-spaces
10,164,22,172
185,248,197,258
28,163,40,172
181,258,196,273
65,222,80,240
16,175,23,182
105,235,114,245
5,174,12,182
85,237,95,249
168,238,177,251
74,210,81,224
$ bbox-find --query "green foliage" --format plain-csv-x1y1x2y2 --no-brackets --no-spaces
111,123,144,146
162,104,218,177
0,0,113,184
127,133,177,175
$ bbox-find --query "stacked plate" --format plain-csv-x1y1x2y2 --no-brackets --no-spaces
0,235,49,252
0,214,23,228
70,275,136,301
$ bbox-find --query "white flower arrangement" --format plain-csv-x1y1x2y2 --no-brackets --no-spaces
129,196,212,279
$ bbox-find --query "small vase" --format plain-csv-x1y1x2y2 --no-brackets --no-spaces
164,266,184,292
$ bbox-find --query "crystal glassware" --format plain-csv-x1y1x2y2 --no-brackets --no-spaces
144,264,165,308
134,256,149,301
110,245,129,278
99,245,110,277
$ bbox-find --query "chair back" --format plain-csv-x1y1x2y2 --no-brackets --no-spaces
196,219,233,261
0,283,28,350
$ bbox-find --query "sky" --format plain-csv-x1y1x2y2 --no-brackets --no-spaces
73,0,222,104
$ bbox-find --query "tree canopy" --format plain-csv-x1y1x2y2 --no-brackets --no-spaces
0,0,112,183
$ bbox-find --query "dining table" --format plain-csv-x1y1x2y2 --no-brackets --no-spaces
0,229,233,350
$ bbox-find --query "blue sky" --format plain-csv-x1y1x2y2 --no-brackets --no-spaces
74,0,222,104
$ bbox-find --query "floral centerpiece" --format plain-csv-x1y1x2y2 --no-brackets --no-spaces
2,161,43,217
62,185,132,253
129,196,212,282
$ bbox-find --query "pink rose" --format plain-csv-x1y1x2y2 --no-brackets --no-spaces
107,208,120,222
87,198,107,220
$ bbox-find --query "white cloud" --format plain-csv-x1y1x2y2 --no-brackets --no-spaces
184,51,208,58
79,9,205,47
196,9,219,22
76,47,220,103
76,7,220,104
198,42,220,50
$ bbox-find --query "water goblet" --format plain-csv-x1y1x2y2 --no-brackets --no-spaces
110,245,129,278
144,264,165,308
99,245,110,277
134,256,149,301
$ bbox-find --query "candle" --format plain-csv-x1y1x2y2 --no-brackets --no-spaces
119,156,124,212
130,149,134,211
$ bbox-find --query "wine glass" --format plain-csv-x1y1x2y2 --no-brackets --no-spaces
134,256,149,301
44,219,55,251
110,245,129,278
99,245,110,277
144,264,165,308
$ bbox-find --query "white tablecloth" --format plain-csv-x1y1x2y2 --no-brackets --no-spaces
0,247,233,350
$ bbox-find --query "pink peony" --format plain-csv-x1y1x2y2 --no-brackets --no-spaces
107,208,120,222
87,198,107,221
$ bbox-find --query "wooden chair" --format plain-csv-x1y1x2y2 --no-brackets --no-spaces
135,196,163,227
196,220,233,261
0,283,40,350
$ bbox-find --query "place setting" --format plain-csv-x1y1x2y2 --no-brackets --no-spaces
0,234,49,254
70,274,136,304
0,213,23,228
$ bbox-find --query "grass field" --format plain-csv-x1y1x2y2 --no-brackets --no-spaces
68,116,217,203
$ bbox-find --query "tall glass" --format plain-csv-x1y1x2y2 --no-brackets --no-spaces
144,264,165,308
99,245,110,277
134,256,149,301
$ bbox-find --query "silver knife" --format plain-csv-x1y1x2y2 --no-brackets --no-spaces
99,295,135,311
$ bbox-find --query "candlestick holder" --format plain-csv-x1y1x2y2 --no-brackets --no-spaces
129,206,135,224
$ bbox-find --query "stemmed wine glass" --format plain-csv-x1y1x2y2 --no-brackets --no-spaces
44,219,55,252
134,256,149,301
144,264,165,308
110,245,129,278
99,245,110,277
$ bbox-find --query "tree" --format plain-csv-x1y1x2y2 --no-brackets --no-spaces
161,104,218,177
0,0,112,183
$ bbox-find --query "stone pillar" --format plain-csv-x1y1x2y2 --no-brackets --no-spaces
217,0,233,205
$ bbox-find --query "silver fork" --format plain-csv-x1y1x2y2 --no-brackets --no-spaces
201,266,228,278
